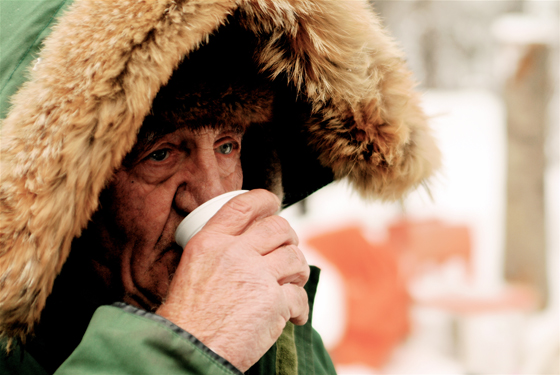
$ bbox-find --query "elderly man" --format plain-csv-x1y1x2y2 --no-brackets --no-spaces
0,1,440,374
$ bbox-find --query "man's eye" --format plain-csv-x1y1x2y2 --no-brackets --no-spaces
148,149,170,162
217,142,234,155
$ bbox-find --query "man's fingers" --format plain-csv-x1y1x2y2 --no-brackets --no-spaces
203,189,281,236
265,245,309,287
241,215,299,255
282,283,309,326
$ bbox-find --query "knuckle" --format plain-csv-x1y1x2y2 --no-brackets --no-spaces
284,245,301,264
225,197,253,218
253,188,281,208
299,288,309,305
287,245,307,267
293,312,309,326
300,262,311,281
295,267,310,287
290,287,309,325
265,215,291,236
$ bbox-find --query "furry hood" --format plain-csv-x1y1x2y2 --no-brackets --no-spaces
0,0,440,340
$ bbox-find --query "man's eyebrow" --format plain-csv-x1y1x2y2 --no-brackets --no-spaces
196,123,245,137
218,124,245,135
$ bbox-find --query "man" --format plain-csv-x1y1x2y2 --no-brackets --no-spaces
0,1,440,374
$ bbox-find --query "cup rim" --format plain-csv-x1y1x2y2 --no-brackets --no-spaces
175,190,249,247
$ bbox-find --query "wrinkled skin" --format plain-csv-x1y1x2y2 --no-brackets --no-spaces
91,125,310,372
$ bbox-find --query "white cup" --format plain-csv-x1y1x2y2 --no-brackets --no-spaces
175,190,249,248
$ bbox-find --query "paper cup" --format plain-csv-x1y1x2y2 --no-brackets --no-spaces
175,190,249,248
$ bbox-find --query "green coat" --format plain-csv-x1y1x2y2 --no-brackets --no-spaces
0,0,71,119
0,267,336,375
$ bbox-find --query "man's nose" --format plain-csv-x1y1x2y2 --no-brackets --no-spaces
173,151,228,214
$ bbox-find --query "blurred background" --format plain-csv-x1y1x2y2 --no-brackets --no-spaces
280,1,559,374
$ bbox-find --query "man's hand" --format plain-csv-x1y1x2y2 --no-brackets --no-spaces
156,189,310,372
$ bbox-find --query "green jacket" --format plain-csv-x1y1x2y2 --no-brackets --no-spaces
1,267,335,375
0,0,439,373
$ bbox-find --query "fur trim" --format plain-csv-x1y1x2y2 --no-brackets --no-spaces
0,0,440,340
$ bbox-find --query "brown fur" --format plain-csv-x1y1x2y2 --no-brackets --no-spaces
0,0,440,341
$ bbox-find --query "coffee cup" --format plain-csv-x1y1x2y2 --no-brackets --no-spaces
175,190,249,248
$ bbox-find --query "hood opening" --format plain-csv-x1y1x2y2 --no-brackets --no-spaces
132,14,334,207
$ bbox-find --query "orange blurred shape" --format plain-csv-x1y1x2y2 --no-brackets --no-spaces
387,219,538,313
388,219,471,280
307,221,538,371
307,227,410,369
417,284,539,314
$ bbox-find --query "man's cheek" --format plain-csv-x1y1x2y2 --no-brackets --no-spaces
231,162,244,189
108,184,154,234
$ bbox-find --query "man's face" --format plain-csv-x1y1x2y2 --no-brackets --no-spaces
92,125,244,309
